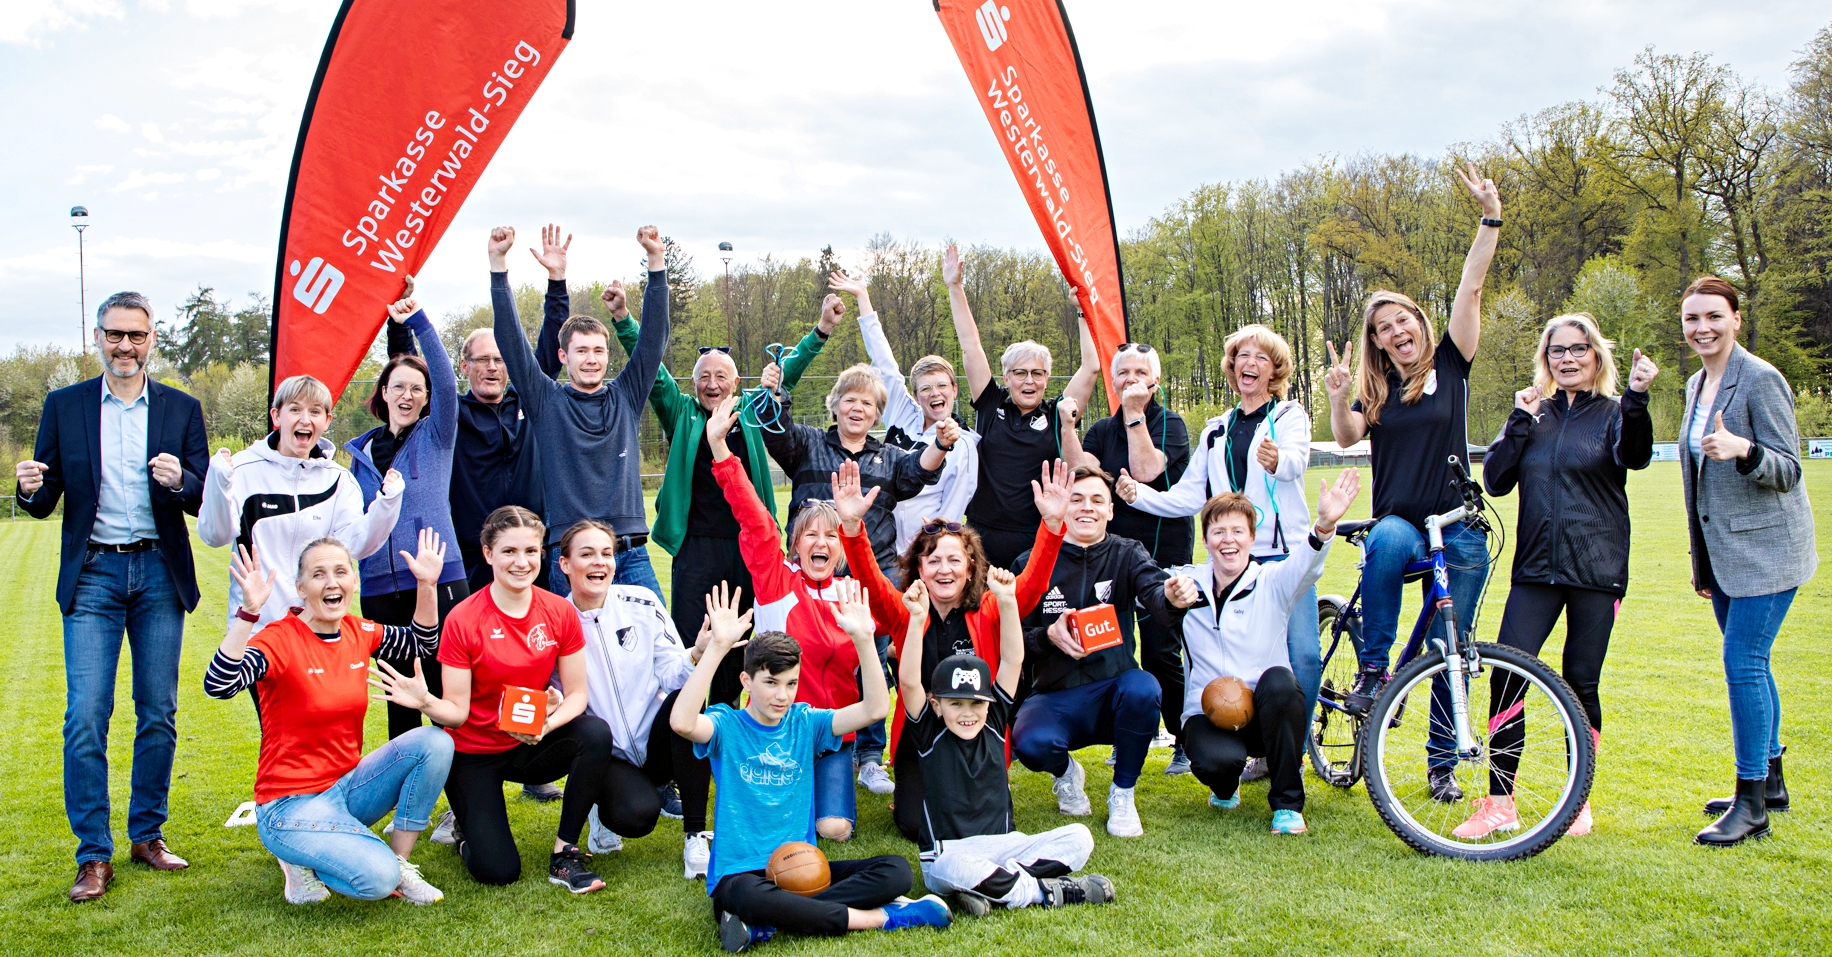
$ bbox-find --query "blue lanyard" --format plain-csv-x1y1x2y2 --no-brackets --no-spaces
1220,403,1286,553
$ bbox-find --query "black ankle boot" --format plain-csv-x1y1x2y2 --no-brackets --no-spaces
1702,748,1790,814
1695,778,1771,847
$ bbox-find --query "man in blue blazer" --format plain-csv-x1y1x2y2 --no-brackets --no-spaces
15,291,209,902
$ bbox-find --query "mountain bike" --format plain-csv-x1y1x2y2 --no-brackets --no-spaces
1307,457,1594,860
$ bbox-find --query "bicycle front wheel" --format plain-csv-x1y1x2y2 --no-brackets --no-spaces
1308,596,1364,788
1362,642,1594,861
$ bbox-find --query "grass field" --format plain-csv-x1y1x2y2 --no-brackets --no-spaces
3,463,1831,956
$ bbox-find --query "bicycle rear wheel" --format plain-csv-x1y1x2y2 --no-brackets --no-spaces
1362,642,1594,861
1308,596,1364,788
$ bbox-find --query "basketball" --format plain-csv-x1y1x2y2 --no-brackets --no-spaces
765,841,830,896
1202,676,1254,730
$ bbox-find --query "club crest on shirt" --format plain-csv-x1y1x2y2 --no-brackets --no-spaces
740,742,802,787
1423,370,1439,395
524,622,556,653
1094,580,1113,602
1029,415,1048,430
615,626,634,650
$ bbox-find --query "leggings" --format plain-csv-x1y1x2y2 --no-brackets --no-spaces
1487,583,1618,794
711,856,912,937
598,690,712,836
444,715,615,885
1180,666,1307,811
361,580,470,740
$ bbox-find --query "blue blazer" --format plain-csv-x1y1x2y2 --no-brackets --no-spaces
19,377,210,615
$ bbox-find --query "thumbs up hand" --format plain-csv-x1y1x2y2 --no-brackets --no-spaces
1700,411,1754,462
1627,349,1658,393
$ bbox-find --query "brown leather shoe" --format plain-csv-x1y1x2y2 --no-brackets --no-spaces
69,861,114,902
130,839,189,871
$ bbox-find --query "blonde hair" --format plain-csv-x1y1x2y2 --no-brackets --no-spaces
1355,291,1439,426
1534,313,1618,398
789,500,841,550
826,363,888,421
271,374,334,412
1222,325,1293,399
909,354,955,387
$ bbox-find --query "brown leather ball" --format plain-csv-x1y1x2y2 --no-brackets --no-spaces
1202,676,1255,731
765,841,830,896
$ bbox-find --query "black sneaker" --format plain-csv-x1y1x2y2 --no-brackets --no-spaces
1428,767,1465,804
719,910,775,953
1343,665,1387,715
950,890,993,917
523,782,564,803
658,781,684,820
1039,874,1116,906
548,844,604,894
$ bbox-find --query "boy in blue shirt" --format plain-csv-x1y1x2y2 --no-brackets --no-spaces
671,582,951,953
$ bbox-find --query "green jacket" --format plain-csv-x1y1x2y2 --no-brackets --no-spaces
612,319,829,556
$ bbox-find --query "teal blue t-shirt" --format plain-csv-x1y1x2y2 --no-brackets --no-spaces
695,702,842,893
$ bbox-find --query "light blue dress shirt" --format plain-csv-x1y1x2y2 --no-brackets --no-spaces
93,377,157,545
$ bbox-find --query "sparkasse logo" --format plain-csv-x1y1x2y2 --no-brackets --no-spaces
976,1,1010,51
290,256,345,315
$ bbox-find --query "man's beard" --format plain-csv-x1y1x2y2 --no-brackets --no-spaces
98,346,147,379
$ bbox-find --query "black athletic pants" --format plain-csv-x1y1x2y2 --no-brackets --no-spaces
890,730,924,843
361,580,471,740
1487,582,1617,794
444,715,615,885
1181,666,1306,811
975,524,1036,577
671,535,755,708
598,690,712,836
711,856,912,936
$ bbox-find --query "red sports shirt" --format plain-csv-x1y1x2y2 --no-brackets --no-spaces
249,614,384,804
438,586,585,754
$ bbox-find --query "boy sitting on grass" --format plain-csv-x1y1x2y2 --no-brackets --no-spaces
902,568,1115,915
671,582,951,953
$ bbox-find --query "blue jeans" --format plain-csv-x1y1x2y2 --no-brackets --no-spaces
547,541,664,602
853,633,892,765
1259,554,1322,720
1707,566,1795,779
1357,516,1490,669
814,742,858,824
256,727,453,900
1013,670,1162,789
63,548,186,865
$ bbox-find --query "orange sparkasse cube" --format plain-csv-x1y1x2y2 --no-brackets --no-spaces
498,685,545,735
1069,603,1123,654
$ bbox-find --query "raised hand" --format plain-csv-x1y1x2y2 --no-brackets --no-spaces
1324,339,1355,402
828,579,875,641
387,295,418,323
1316,467,1363,531
15,458,47,495
986,566,1016,601
382,468,405,498
1114,468,1139,504
1700,411,1754,462
1120,381,1152,418
230,544,275,616
1456,160,1503,219
942,243,963,288
902,579,930,619
637,225,664,258
368,658,433,710
601,280,628,319
817,293,845,334
828,270,868,299
1627,348,1658,393
401,527,447,585
1032,458,1072,531
531,223,571,280
831,459,880,529
1256,436,1280,474
692,615,712,660
705,581,754,654
401,274,416,300
933,416,962,451
1165,575,1201,609
705,395,739,458
1515,385,1542,415
487,226,515,270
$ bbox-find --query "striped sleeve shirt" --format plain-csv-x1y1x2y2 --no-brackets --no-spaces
204,620,439,699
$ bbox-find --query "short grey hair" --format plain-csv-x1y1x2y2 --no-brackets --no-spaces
1109,342,1161,381
999,340,1052,374
271,374,334,412
96,291,153,327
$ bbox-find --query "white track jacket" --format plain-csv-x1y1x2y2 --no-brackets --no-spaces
575,585,697,766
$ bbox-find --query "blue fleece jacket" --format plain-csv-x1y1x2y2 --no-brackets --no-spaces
494,268,669,542
343,309,466,594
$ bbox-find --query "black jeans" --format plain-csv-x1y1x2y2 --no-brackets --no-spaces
444,715,615,885
599,690,712,836
671,535,755,708
1138,614,1185,745
1487,582,1617,794
711,856,912,936
1181,666,1306,811
361,580,471,740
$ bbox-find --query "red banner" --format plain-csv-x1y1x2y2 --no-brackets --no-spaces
934,0,1129,407
271,0,574,400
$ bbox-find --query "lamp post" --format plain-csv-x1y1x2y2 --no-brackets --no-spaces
71,206,90,348
718,241,735,365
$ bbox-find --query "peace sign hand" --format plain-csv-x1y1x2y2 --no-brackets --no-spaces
1455,160,1502,218
1324,339,1355,402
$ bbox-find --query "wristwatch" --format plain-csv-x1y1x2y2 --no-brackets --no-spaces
1480,217,1504,228
1127,417,1146,429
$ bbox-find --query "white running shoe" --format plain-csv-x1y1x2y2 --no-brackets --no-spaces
1053,758,1093,816
1106,784,1143,838
1150,728,1177,749
684,831,712,880
587,806,624,854
393,856,444,905
279,858,329,905
857,761,895,795
428,810,457,846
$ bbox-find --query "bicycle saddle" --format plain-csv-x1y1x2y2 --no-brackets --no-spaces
1334,519,1378,541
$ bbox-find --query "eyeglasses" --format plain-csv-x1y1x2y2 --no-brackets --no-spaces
698,346,732,355
1007,368,1050,382
385,383,427,398
100,329,150,344
920,519,964,534
1546,344,1592,359
464,355,505,366
1117,342,1154,354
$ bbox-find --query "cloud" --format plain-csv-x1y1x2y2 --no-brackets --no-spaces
1,0,124,45
94,113,130,132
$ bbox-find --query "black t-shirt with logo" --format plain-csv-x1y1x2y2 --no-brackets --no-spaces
968,382,1065,532
687,421,747,538
911,683,1015,852
1080,401,1193,564
1351,331,1474,529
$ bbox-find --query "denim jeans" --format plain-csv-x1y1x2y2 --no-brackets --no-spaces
1356,516,1490,669
548,541,664,602
1013,670,1163,789
1707,566,1795,779
63,548,186,865
256,727,453,900
814,742,858,825
853,633,892,765
1258,553,1322,720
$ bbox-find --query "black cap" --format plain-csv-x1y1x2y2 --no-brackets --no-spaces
931,654,996,702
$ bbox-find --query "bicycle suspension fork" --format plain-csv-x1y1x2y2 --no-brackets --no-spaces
1427,512,1481,759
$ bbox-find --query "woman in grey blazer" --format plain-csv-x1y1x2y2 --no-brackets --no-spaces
1678,276,1817,848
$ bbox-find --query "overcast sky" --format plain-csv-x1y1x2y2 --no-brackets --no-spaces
3,0,1828,352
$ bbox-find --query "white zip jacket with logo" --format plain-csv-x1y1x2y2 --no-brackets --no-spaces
198,435,402,629
574,585,696,766
1164,527,1333,726
1131,400,1312,560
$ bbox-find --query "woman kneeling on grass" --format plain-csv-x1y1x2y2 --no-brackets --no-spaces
205,529,452,905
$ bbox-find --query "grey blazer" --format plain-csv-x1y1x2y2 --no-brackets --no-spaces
1680,344,1817,598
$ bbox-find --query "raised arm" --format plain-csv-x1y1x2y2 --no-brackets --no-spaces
203,545,275,698
944,243,993,400
336,468,403,560
529,223,572,380
672,582,753,743
1616,349,1658,470
1119,382,1167,482
897,580,930,721
845,274,924,435
834,461,911,640
400,304,459,449
985,567,1025,697
489,226,550,421
614,226,672,410
1060,312,1100,415
829,581,891,736
1448,161,1503,362
1324,339,1367,446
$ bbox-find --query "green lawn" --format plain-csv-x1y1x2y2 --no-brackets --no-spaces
4,463,1831,955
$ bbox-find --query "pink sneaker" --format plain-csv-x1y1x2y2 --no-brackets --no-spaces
1452,795,1519,839
1566,801,1593,836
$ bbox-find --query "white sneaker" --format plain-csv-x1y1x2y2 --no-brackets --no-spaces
393,856,444,905
684,831,712,879
587,806,624,854
278,858,330,905
1106,784,1143,838
1053,758,1092,816
1150,728,1177,749
857,761,895,795
429,810,457,846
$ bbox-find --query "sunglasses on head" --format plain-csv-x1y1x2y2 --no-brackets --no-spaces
698,346,732,355
920,519,965,535
1117,342,1154,354
799,498,836,510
